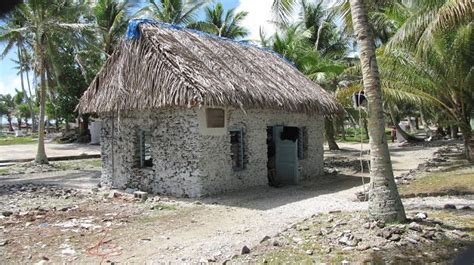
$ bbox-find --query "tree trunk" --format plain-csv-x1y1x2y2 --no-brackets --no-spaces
349,0,406,222
325,117,340,150
18,44,36,134
35,50,48,164
362,117,369,140
25,65,36,132
17,118,22,131
7,115,13,131
451,126,459,139
79,114,90,137
459,122,472,162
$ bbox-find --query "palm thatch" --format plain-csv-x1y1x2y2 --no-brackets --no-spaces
78,21,342,115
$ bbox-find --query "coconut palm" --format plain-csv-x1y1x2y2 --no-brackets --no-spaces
93,0,129,56
0,0,90,164
136,0,208,25
347,0,406,222
386,0,474,54
382,26,474,160
0,94,15,131
0,10,37,132
188,3,248,39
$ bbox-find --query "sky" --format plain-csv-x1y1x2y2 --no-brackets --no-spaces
0,0,308,96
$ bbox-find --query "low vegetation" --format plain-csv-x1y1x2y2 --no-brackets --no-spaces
0,136,37,146
400,167,474,197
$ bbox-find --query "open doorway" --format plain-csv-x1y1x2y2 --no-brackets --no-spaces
267,126,300,186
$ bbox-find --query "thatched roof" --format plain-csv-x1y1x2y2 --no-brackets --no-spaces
78,20,342,115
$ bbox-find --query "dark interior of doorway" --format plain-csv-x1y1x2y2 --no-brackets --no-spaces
267,126,299,187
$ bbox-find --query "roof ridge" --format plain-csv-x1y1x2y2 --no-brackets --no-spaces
125,19,297,69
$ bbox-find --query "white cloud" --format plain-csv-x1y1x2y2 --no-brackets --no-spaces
0,75,22,96
236,0,276,42
236,0,341,43
236,0,304,43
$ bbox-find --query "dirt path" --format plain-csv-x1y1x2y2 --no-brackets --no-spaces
103,143,440,263
0,142,100,162
0,142,443,263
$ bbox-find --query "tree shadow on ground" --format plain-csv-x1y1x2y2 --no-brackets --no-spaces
0,170,100,195
198,174,369,211
367,239,474,264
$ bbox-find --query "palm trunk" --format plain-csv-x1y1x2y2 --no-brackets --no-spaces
349,0,406,222
35,48,48,164
18,44,36,134
362,117,369,140
459,122,472,162
25,66,36,132
17,118,22,131
7,114,13,131
325,117,340,150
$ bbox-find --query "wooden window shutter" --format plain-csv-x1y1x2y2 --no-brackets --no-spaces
206,108,225,128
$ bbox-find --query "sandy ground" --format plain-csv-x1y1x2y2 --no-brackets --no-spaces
0,143,100,162
0,142,445,263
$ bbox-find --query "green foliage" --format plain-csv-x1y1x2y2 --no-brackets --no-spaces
0,135,37,145
137,0,208,25
187,3,248,39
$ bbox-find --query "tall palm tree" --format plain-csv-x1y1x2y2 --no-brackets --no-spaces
0,0,90,164
348,0,405,222
188,3,248,39
136,0,208,25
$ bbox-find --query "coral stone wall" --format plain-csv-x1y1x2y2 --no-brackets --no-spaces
99,107,324,197
198,108,324,195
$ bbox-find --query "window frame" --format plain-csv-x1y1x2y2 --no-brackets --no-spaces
206,108,226,128
138,129,153,168
229,127,245,171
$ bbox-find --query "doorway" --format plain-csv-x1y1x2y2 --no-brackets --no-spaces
267,126,299,186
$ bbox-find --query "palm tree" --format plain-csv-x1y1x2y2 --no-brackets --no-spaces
0,9,37,132
381,29,473,161
347,0,405,222
188,3,248,39
0,94,15,132
93,0,129,56
0,0,90,164
136,0,208,25
386,0,473,54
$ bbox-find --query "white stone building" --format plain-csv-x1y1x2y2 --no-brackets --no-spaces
78,20,342,197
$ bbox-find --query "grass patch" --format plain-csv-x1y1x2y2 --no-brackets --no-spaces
399,167,474,197
0,136,37,145
150,203,177,211
0,167,9,174
54,159,102,170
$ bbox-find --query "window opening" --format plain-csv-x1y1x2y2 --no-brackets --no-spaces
230,128,244,170
139,130,153,168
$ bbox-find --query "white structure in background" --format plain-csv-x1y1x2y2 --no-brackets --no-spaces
90,120,102,145
397,122,408,143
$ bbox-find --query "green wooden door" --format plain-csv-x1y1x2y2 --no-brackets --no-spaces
274,126,299,184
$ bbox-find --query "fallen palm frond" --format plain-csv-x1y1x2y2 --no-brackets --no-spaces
78,22,343,115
